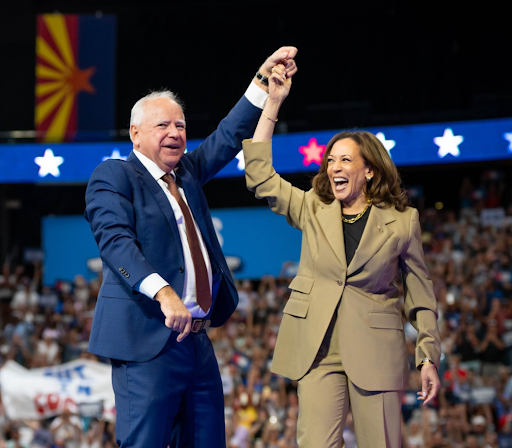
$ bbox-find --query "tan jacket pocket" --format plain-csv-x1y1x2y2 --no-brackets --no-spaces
288,275,314,294
283,299,310,318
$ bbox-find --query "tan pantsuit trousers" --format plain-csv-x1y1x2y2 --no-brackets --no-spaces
297,307,403,448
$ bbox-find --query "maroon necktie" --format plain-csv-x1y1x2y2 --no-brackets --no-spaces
162,174,212,312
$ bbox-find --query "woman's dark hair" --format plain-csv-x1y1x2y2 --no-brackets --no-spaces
312,130,409,211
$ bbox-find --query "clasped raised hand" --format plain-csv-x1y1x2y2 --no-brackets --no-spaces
259,46,298,80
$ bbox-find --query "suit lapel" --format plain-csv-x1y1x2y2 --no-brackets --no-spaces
127,152,182,243
347,205,396,276
176,166,235,290
128,153,216,256
316,200,347,270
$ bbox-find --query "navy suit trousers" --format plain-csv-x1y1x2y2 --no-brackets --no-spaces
111,330,225,448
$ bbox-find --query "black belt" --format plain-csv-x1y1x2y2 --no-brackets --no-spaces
191,318,211,333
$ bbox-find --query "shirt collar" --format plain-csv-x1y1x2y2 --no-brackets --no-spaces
133,149,176,181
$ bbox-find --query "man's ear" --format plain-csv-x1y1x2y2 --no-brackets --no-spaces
130,124,139,147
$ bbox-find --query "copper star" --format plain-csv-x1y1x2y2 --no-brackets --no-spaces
66,66,96,94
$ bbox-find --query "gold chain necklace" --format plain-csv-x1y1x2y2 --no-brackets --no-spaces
342,202,371,224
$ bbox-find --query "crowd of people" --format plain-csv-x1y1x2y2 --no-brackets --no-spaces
0,170,511,447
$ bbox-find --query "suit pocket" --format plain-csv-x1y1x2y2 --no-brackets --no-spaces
287,275,314,309
100,283,142,301
283,298,310,318
288,275,314,294
368,312,403,330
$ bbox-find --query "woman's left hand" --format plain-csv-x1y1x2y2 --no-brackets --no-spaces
268,63,292,102
416,364,441,406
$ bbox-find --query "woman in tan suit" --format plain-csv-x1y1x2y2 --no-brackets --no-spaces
244,63,442,447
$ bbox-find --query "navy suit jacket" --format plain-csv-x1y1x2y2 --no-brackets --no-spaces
85,95,260,362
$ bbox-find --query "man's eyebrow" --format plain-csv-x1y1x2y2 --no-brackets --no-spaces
151,118,186,126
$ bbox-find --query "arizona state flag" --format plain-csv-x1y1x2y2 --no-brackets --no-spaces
35,14,117,142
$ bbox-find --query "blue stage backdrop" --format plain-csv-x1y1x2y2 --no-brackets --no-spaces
42,207,302,286
2,117,512,184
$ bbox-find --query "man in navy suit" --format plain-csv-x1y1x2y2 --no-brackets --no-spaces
84,47,298,448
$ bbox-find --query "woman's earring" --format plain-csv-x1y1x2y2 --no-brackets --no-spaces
366,177,372,182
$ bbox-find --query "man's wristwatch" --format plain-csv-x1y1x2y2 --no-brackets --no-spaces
418,357,437,371
255,71,269,86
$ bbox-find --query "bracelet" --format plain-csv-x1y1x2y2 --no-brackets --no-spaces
261,112,278,123
417,357,437,371
255,71,269,86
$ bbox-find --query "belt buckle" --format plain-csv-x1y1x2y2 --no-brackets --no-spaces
191,319,210,333
191,319,204,333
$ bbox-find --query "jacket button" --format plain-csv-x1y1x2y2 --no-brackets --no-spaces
179,267,185,273
337,279,343,286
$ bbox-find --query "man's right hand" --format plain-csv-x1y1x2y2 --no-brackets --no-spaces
259,46,298,78
155,286,192,342
254,46,298,92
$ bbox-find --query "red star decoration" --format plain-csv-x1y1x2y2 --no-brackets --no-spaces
66,66,96,95
299,138,326,166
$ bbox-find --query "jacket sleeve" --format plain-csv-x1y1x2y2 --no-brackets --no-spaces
85,160,157,292
184,96,261,185
243,139,308,231
400,207,442,367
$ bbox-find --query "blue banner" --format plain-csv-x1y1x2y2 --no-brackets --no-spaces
3,117,512,184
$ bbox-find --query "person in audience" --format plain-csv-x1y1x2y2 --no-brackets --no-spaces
49,407,82,448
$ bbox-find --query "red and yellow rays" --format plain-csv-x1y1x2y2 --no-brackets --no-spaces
35,14,95,142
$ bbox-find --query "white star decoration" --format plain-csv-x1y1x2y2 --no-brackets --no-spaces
34,149,64,177
102,148,128,161
375,132,396,156
434,128,464,158
235,150,245,171
504,132,512,152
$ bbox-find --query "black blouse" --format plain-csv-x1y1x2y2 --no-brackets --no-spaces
342,206,371,266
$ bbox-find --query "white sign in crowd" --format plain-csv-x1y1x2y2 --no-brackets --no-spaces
0,359,115,421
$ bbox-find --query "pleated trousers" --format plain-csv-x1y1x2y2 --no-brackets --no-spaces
297,309,403,448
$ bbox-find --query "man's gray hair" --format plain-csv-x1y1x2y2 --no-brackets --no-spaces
130,90,185,127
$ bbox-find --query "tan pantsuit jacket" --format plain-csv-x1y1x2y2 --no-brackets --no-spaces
243,140,441,392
